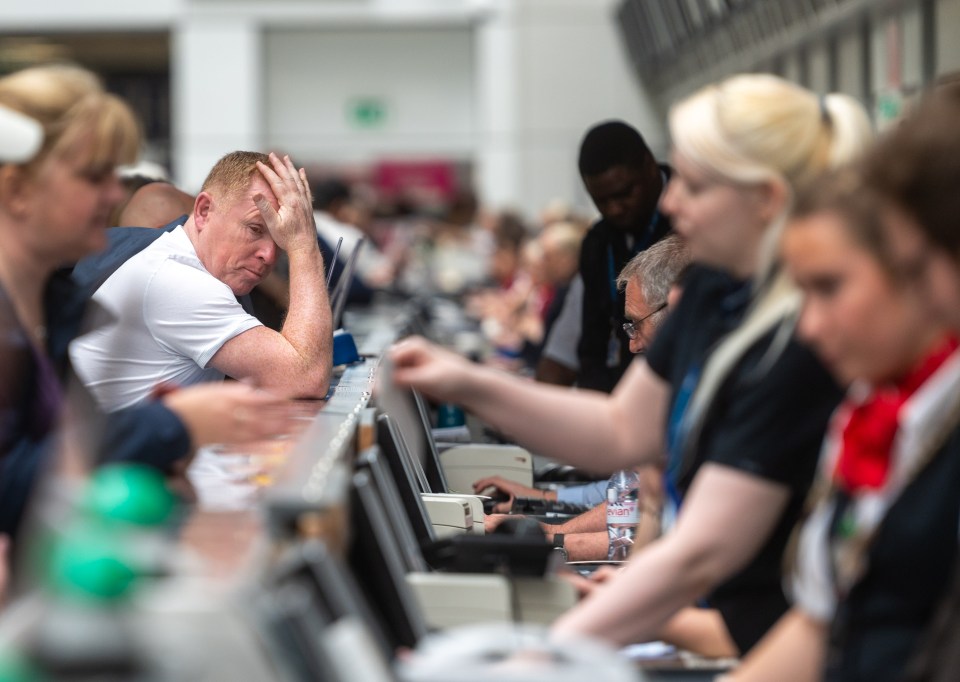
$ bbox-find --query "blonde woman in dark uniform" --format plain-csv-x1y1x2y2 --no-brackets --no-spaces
391,74,872,656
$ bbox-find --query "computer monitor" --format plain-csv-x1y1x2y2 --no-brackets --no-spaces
355,445,430,573
256,539,397,681
376,414,436,548
373,355,428,471
346,469,429,651
378,412,430,494
370,423,552,579
329,237,365,330
372,355,448,495
255,579,339,681
411,390,450,494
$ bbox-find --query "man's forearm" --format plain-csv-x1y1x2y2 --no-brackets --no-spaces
555,503,608,534
544,503,657,562
282,242,332,383
544,507,609,562
546,531,609,562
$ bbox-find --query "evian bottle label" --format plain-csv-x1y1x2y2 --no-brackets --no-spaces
607,497,639,524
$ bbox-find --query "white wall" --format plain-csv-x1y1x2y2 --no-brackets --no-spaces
492,0,665,217
263,27,475,163
938,0,960,74
0,0,179,30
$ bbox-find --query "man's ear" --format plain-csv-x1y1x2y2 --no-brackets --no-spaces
193,191,213,230
0,165,31,220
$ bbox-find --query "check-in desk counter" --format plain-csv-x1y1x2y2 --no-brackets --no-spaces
174,359,376,577
0,359,384,682
157,359,385,681
260,359,377,544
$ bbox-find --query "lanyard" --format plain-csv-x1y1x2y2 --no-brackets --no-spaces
663,362,702,513
606,210,666,306
606,245,620,305
660,278,748,510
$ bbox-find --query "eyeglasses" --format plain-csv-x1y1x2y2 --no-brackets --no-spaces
622,303,667,340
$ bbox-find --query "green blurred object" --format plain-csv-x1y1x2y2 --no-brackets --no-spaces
0,649,40,682
82,464,176,527
48,531,137,602
30,464,176,602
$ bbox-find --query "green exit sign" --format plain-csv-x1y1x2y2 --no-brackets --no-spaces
348,97,388,129
875,89,904,130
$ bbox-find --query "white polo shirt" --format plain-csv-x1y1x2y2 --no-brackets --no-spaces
70,226,262,411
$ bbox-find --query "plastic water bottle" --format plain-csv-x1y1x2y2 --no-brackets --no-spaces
606,469,640,561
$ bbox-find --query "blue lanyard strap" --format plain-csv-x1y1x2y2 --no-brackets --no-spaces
664,362,702,511
606,210,667,307
661,272,753,514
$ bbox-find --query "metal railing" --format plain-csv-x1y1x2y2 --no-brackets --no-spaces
616,0,916,101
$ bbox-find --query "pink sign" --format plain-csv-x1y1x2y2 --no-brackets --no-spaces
374,160,457,201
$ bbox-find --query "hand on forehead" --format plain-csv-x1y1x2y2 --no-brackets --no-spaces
253,153,308,209
251,171,282,211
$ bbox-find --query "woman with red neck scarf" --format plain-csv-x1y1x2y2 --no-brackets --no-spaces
727,164,960,682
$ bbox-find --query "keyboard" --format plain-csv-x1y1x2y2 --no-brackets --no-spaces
511,497,591,516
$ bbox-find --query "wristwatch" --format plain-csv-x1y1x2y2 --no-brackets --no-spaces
552,533,568,562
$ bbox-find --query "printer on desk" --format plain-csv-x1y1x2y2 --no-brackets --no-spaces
421,494,478,536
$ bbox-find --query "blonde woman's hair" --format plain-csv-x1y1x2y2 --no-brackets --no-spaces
667,74,872,477
669,74,872,279
0,64,140,171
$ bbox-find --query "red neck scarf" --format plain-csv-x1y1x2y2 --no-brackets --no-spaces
835,336,960,493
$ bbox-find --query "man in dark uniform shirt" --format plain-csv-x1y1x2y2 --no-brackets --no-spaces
576,121,671,392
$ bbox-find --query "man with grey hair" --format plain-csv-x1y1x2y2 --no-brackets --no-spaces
476,235,690,561
618,235,689,355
